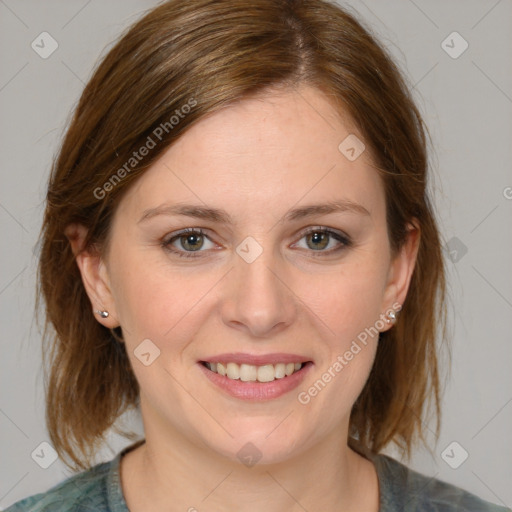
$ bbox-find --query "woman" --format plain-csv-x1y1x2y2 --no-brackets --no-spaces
5,0,509,510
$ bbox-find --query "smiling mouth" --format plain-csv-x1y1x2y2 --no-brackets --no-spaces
200,361,312,383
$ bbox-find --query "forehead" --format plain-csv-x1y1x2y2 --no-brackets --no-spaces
116,85,384,224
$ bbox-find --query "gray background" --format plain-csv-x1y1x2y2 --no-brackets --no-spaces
1,0,511,509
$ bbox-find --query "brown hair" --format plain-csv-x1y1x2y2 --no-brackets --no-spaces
37,0,448,471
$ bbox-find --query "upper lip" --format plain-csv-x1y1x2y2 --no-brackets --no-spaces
199,352,312,366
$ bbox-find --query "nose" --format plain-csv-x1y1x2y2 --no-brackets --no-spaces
221,245,298,338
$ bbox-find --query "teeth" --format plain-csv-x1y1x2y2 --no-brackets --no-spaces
226,362,240,380
204,361,304,382
240,364,257,382
274,363,285,379
257,364,275,383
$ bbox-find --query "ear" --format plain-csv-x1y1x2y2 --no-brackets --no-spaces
64,223,120,329
379,220,420,332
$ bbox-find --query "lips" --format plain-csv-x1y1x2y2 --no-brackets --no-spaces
197,353,313,401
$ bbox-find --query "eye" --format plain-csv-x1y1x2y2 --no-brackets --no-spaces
162,228,216,258
161,226,351,259
292,227,351,256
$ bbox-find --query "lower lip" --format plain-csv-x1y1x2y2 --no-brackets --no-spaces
197,362,313,401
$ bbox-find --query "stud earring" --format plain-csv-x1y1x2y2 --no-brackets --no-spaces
386,310,397,324
95,310,109,318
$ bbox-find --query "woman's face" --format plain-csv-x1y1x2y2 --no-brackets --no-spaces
84,85,418,464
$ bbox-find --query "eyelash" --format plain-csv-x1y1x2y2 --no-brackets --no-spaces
161,227,352,259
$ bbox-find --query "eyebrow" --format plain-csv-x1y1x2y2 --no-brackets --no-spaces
138,199,370,224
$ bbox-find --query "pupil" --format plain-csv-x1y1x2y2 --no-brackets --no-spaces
184,234,202,251
309,231,328,250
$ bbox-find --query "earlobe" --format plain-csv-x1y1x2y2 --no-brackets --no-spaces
64,223,120,328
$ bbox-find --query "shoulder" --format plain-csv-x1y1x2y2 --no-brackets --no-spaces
373,453,511,512
3,459,113,512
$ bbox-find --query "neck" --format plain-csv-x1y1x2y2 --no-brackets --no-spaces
121,420,379,512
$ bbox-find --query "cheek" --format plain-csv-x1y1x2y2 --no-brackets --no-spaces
291,251,388,408
109,259,220,405
110,249,221,350
299,259,388,346
294,272,382,426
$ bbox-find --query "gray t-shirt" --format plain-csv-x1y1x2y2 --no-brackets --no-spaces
5,440,510,511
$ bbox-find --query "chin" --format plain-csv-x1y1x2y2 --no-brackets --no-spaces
202,420,312,467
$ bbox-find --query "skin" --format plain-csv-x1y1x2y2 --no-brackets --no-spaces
67,84,419,512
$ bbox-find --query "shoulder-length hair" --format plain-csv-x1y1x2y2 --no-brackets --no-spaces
38,0,448,471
